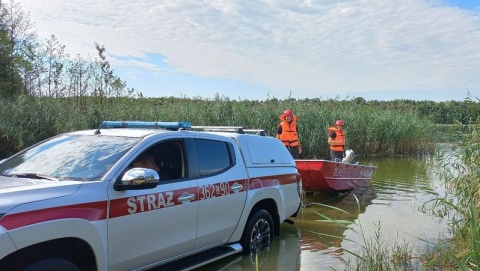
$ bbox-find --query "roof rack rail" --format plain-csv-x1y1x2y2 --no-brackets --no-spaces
93,121,266,136
94,121,191,134
191,126,266,136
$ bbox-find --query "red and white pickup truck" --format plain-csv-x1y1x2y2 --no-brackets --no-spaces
0,121,302,271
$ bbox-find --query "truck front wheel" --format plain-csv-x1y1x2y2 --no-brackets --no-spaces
241,210,274,253
23,259,80,271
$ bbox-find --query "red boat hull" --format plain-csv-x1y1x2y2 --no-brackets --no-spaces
295,159,376,191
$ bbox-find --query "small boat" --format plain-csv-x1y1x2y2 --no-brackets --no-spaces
295,150,376,191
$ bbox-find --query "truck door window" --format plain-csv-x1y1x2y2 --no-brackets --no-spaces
134,140,186,181
194,139,233,176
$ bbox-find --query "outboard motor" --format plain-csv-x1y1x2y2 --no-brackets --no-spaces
342,149,355,163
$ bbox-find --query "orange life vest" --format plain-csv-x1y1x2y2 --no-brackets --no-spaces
328,127,345,151
278,114,299,147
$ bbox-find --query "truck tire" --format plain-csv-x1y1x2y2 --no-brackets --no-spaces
241,210,274,253
23,259,80,271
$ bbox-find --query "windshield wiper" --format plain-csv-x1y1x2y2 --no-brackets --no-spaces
6,173,59,181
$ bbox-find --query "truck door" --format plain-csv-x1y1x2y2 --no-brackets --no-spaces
191,138,248,249
107,139,198,271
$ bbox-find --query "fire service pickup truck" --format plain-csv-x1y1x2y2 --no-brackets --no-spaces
0,121,302,271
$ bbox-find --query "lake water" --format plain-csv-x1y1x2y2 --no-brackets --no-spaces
200,155,452,271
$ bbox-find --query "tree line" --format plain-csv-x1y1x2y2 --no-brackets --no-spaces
0,0,137,101
351,97,479,124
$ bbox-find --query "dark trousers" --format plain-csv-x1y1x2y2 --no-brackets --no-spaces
330,150,344,162
286,146,300,159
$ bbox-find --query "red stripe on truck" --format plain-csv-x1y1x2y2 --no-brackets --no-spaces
249,174,298,190
0,201,107,230
0,174,299,230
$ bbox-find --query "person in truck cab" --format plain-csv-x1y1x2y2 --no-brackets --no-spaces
276,109,302,159
132,151,174,180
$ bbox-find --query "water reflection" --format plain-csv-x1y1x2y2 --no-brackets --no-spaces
199,155,451,271
295,187,376,270
199,224,302,271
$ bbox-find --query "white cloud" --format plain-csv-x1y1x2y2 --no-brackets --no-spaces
18,0,480,100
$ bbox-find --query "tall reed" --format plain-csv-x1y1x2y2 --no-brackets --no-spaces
0,96,434,159
422,116,480,269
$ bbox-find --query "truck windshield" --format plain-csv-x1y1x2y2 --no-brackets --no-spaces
0,135,140,181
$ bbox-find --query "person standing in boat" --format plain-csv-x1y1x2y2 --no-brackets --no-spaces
328,119,346,162
277,109,302,159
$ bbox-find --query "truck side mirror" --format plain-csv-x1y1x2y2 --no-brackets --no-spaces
114,168,160,191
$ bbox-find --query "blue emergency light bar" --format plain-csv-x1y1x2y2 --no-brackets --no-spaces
101,121,192,129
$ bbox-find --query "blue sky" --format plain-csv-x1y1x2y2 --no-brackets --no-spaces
19,0,480,101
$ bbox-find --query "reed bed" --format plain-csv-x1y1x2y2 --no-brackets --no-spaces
0,96,434,159
422,119,480,270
